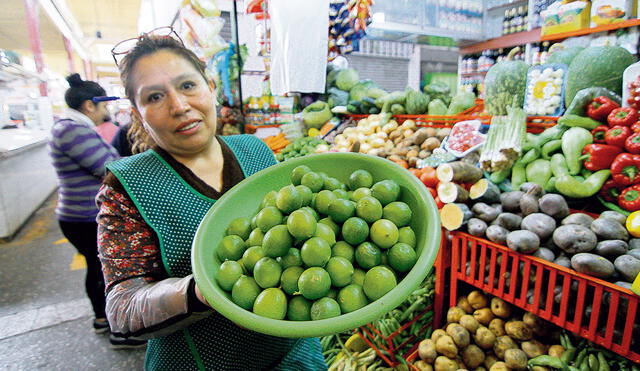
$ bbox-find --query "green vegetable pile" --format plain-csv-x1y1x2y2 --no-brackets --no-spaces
275,137,328,162
302,101,333,129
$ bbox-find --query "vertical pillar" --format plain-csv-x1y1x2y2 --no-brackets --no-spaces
407,44,422,91
62,36,75,74
231,0,243,111
82,59,93,80
23,0,47,96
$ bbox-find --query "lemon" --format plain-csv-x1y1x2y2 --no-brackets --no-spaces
315,190,338,215
314,223,337,247
351,187,372,202
363,266,397,301
241,245,266,273
352,269,366,286
300,206,320,221
324,177,343,191
318,217,340,236
246,228,264,247
355,242,382,269
388,242,417,273
331,241,355,263
301,172,324,193
261,190,278,208
333,189,349,200
397,226,416,248
279,248,303,269
216,260,243,291
256,206,283,233
341,217,369,245
262,225,293,258
310,297,341,320
296,185,313,207
280,266,304,295
326,257,355,287
328,198,356,223
253,288,287,319
231,275,261,310
371,180,400,206
253,257,282,288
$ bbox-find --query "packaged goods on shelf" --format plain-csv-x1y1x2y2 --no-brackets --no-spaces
541,1,592,37
590,0,637,27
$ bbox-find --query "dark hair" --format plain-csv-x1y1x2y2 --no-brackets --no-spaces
117,35,209,153
64,73,106,110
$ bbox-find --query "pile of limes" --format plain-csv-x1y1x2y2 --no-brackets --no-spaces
215,166,419,321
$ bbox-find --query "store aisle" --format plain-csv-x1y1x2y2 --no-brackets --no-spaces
0,194,145,370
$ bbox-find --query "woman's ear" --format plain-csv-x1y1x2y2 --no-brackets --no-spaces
81,100,96,113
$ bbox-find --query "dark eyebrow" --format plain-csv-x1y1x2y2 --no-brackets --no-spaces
139,73,200,96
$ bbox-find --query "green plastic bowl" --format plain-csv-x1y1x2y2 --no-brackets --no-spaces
192,153,440,338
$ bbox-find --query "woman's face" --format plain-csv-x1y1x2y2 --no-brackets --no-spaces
130,50,217,156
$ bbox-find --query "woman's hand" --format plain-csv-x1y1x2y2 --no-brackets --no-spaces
194,283,211,307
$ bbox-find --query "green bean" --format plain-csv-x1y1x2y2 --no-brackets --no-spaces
588,354,599,371
597,352,609,371
561,348,577,364
574,349,588,367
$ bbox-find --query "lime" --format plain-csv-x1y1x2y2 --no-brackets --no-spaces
337,284,369,313
328,198,356,223
280,266,304,295
349,169,374,190
333,189,349,200
324,177,343,191
300,206,320,221
318,172,330,182
298,267,331,300
242,245,266,273
253,257,283,288
332,241,355,262
246,228,264,247
236,258,249,274
341,217,369,245
398,226,416,248
276,185,303,214
355,242,382,269
253,288,287,319
370,219,399,249
382,201,412,227
326,288,338,299
356,196,383,223
351,187,372,202
314,223,336,246
251,215,258,229
371,180,401,206
388,243,417,273
291,165,312,185
380,251,388,266
231,275,261,310
261,191,278,208
318,217,340,236
326,257,355,287
352,269,366,286
301,172,324,193
287,209,317,240
217,235,247,261
256,206,283,233
263,225,293,258
216,260,243,291
287,296,312,321
363,266,397,301
279,248,303,269
301,237,332,267
310,297,341,320
315,190,338,215
296,185,313,207
226,217,252,240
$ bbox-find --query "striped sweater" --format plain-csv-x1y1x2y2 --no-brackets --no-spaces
49,109,120,222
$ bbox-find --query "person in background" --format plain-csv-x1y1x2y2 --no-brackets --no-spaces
49,73,143,349
94,119,119,144
96,30,326,370
110,123,133,157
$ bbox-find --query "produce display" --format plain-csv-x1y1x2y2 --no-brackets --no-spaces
524,65,566,116
216,167,419,321
275,137,329,162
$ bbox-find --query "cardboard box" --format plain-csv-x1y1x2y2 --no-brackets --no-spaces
541,1,592,36
591,0,637,27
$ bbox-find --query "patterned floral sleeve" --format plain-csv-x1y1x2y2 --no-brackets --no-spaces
96,184,166,290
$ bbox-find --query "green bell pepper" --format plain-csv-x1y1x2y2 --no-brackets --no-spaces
544,176,557,193
551,153,570,177
526,159,552,187
541,139,562,160
562,127,593,175
555,170,611,198
511,162,527,191
490,167,511,184
530,123,569,149
518,148,540,166
557,114,602,130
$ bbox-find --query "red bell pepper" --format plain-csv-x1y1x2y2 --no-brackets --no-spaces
587,96,619,121
580,144,623,171
608,107,639,127
618,184,640,211
626,132,640,154
605,125,632,148
632,121,640,133
600,179,623,202
591,125,609,144
611,153,640,185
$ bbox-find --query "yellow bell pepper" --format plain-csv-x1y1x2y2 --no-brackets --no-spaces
626,211,640,238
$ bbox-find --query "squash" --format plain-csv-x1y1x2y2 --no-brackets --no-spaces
484,57,528,116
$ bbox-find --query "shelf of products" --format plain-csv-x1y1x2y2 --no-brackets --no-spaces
541,18,640,41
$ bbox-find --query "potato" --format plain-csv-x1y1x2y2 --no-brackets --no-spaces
468,291,489,309
488,319,506,337
600,210,627,225
493,336,518,359
459,314,480,333
419,339,438,363
484,353,499,369
475,368,488,371
504,321,533,341
504,349,528,370
595,240,629,259
472,203,500,223
571,253,615,278
519,193,539,216
490,298,512,319
447,306,466,323
435,356,458,371
493,213,523,231
553,225,597,254
500,191,524,212
506,230,540,254
547,344,565,358
457,297,474,314
407,149,419,159
591,217,629,241
533,247,555,262
521,340,547,358
413,360,434,371
422,137,441,151
538,193,569,219
522,312,542,330
424,127,437,137
614,254,640,282
431,329,448,343
474,308,495,326
413,128,430,146
468,218,489,237
561,213,594,229
419,149,431,159
474,326,497,349
486,225,509,245
521,213,556,241
489,362,509,371
447,323,471,348
462,345,485,369
435,335,458,358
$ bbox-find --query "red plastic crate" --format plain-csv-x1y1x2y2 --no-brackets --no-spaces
449,231,640,363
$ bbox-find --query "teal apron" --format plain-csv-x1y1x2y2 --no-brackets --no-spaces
107,135,326,371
